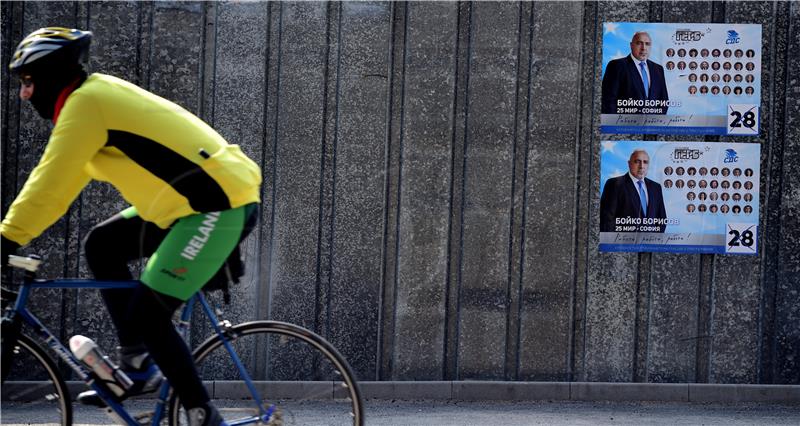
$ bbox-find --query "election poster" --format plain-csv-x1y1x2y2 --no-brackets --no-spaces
600,22,762,136
599,140,760,255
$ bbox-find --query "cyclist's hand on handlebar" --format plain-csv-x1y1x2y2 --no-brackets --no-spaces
1,236,20,287
1,235,20,269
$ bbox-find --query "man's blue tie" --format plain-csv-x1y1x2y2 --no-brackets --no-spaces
637,180,647,216
639,62,649,97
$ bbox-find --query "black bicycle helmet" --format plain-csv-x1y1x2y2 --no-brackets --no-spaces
9,27,92,73
10,27,92,120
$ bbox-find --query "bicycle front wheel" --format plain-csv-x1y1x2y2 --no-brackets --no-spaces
168,320,364,426
1,332,73,425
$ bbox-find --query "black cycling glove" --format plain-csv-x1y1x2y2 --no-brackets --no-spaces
1,235,20,269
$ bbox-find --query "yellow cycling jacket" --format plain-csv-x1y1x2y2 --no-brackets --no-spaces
1,73,262,246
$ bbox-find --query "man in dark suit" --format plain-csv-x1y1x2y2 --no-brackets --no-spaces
600,149,667,232
601,31,669,114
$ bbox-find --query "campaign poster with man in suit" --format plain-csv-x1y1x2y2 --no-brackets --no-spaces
600,22,762,136
601,31,670,115
599,140,760,255
599,148,668,234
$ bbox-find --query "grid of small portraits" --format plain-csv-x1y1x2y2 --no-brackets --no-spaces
662,166,756,215
664,48,756,97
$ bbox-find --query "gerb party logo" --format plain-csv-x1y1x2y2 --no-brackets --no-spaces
673,29,704,44
723,149,739,163
671,147,703,162
726,30,741,44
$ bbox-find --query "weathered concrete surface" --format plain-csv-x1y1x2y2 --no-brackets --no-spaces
773,0,800,385
518,0,584,382
456,0,518,380
1,1,798,385
390,1,458,381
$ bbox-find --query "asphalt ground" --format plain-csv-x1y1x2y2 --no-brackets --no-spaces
2,399,799,425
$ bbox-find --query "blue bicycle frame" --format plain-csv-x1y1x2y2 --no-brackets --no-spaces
5,278,273,426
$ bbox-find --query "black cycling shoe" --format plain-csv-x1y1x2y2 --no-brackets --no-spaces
77,358,164,407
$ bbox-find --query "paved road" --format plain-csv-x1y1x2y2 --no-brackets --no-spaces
2,399,799,425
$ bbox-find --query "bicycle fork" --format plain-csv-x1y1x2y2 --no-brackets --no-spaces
197,295,277,424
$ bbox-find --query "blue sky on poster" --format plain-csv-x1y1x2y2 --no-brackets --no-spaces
600,140,760,234
601,22,762,116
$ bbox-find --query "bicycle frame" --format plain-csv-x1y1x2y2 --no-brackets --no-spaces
3,278,273,426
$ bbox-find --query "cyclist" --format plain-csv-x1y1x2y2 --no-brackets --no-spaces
1,27,262,426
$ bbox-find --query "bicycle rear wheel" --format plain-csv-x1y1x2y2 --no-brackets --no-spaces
1,332,73,425
168,320,364,426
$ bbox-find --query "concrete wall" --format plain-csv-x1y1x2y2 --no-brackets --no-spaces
2,1,798,384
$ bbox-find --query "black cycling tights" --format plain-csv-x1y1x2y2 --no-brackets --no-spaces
84,212,207,409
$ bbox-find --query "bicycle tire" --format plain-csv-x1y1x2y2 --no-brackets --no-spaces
1,332,73,425
167,320,364,426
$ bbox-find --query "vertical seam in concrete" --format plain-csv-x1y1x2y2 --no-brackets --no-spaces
714,1,727,24
753,2,769,381
265,3,285,321
256,0,272,322
503,0,525,382
632,253,643,382
648,0,663,24
576,0,600,383
707,256,718,382
756,0,782,383
390,0,410,380
134,3,143,87
80,3,88,36
198,3,208,121
253,1,275,380
453,1,475,381
1,2,22,206
695,256,708,382
516,0,536,381
776,0,794,384
209,3,219,125
197,3,217,127
1,2,9,204
633,252,652,383
444,1,465,381
377,0,398,382
566,0,585,383
145,2,155,91
772,0,796,384
314,1,336,337
325,0,344,344
640,254,654,383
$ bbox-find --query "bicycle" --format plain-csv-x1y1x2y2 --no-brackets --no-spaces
1,254,364,425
